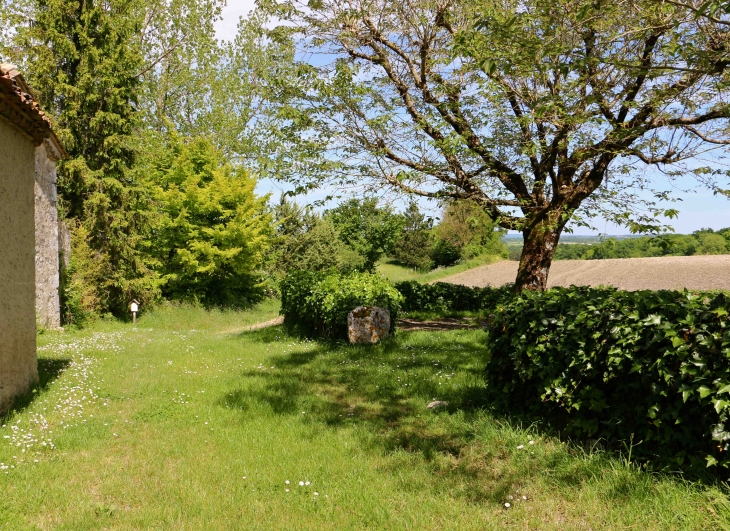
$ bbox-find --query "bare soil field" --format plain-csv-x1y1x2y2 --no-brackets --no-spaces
439,255,730,291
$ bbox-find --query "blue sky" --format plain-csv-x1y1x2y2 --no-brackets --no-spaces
214,1,730,235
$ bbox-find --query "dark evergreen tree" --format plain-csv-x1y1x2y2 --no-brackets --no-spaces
393,202,434,271
8,0,161,315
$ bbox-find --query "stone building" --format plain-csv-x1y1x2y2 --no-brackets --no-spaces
33,115,65,329
0,63,66,412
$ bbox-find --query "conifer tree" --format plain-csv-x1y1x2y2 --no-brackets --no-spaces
143,135,273,305
7,0,161,315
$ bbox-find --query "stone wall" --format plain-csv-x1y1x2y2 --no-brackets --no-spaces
0,116,38,413
34,140,61,329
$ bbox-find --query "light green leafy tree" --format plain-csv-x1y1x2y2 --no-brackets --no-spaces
325,198,405,271
695,231,729,255
144,135,273,305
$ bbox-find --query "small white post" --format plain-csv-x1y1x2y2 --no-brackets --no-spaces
130,299,139,325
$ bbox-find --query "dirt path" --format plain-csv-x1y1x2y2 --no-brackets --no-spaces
220,316,284,335
438,255,730,291
397,317,486,332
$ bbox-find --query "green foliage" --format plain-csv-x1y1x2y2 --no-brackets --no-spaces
696,232,729,255
143,135,273,305
278,219,365,274
395,281,513,313
552,229,730,261
392,202,434,271
552,243,596,260
280,270,403,339
484,286,730,474
431,239,463,268
432,201,506,267
267,198,365,283
58,224,100,327
325,198,404,271
6,0,162,315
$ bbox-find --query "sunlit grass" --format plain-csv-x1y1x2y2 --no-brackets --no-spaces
0,304,728,530
137,298,281,332
377,254,504,284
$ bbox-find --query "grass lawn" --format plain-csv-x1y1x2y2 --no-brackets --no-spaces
1,303,729,530
377,254,503,284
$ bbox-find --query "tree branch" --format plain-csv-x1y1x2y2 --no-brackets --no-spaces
683,125,730,144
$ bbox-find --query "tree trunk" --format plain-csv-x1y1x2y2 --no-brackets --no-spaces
514,217,564,292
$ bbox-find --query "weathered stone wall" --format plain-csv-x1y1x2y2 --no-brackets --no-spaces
58,220,70,270
0,116,38,413
34,140,61,329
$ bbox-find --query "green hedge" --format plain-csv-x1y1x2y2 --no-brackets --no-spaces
280,270,403,339
484,286,730,473
395,280,513,313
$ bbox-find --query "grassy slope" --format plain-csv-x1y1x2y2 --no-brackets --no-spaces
0,305,728,530
377,254,504,284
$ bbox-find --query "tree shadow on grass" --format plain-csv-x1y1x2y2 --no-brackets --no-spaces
221,326,727,507
2,357,70,420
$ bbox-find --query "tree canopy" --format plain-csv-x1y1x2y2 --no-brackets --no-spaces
325,198,404,271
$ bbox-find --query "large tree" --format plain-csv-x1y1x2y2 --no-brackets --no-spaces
3,0,163,313
258,0,730,290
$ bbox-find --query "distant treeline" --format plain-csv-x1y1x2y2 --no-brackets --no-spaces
551,228,730,260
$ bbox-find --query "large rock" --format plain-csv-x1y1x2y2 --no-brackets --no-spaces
347,306,391,344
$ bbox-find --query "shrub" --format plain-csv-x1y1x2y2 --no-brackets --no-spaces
484,286,730,473
395,280,513,313
273,217,365,275
280,270,404,339
430,239,462,268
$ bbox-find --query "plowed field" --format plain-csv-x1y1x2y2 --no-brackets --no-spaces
439,255,730,291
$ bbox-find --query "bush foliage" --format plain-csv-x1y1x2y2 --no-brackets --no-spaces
431,200,507,267
280,271,403,339
392,202,435,271
268,199,365,283
395,281,513,313
484,286,730,473
552,228,730,261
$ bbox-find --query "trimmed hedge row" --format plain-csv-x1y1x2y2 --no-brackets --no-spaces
280,270,403,339
484,286,730,472
395,280,513,313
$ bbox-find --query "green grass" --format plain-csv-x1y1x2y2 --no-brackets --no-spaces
137,298,281,332
1,304,729,530
377,254,504,284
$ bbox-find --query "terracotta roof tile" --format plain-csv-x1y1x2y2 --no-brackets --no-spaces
0,63,54,146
